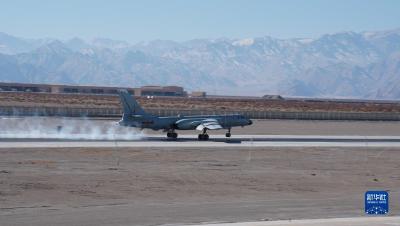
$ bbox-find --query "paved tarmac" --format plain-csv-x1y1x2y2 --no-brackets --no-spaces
2,135,400,148
192,216,400,226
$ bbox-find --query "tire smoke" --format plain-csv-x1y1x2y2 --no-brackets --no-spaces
0,117,143,140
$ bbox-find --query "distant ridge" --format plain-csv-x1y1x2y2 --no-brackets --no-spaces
0,28,400,99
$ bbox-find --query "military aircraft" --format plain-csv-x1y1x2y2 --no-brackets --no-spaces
117,90,252,140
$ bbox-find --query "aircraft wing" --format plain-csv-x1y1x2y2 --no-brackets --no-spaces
195,119,223,131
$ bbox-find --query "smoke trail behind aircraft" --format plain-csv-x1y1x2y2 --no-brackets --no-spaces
0,117,143,140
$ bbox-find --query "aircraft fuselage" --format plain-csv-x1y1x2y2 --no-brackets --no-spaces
119,114,252,131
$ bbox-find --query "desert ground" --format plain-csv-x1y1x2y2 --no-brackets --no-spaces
0,146,399,226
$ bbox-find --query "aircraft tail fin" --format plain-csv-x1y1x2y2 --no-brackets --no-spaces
118,90,148,116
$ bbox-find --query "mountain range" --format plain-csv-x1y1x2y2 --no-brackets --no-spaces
1,29,400,99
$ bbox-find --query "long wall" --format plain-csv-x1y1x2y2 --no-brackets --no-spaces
1,106,400,121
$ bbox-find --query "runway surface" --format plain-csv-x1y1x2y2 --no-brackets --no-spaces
192,216,400,226
2,134,400,148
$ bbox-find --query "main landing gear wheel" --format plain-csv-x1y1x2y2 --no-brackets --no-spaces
225,128,231,138
167,132,178,139
198,134,209,141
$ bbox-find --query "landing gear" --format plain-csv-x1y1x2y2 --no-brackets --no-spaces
166,131,178,139
225,128,231,138
198,133,209,141
198,128,209,141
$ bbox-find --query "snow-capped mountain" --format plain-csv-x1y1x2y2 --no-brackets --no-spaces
0,29,400,99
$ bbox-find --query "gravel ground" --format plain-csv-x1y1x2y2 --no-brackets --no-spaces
1,146,399,225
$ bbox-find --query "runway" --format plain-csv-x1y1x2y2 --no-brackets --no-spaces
2,135,400,148
191,216,400,226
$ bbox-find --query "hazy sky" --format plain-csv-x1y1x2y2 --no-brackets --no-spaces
1,0,400,43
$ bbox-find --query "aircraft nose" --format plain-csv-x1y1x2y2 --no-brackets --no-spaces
248,119,253,125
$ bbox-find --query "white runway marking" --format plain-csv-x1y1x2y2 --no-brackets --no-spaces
190,216,400,226
2,135,400,148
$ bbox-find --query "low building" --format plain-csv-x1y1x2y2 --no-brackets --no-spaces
135,86,187,97
0,82,187,97
0,82,52,93
190,91,207,97
0,82,134,95
53,85,134,95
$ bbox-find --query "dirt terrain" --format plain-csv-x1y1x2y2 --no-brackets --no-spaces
1,146,399,226
2,92,400,112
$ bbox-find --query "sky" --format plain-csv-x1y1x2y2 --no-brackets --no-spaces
1,0,400,43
